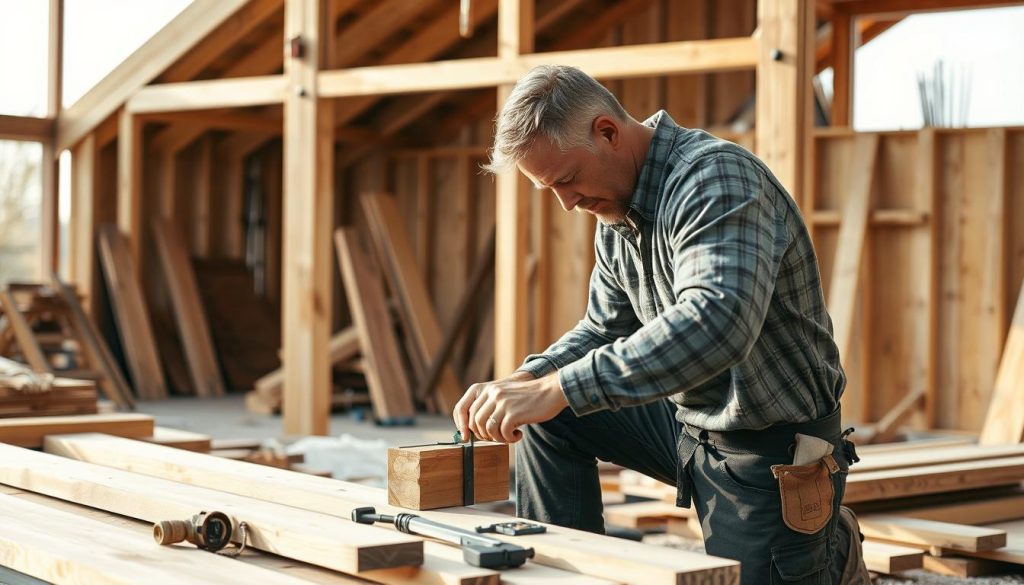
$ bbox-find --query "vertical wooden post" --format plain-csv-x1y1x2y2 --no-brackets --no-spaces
191,136,213,257
69,134,97,314
41,0,63,278
494,0,534,377
830,12,854,127
116,110,143,272
756,0,814,212
918,128,938,427
282,0,334,436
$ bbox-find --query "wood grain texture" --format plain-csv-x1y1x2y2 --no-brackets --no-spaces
860,515,1007,552
3,443,423,575
45,433,739,584
0,413,153,448
387,442,509,510
844,456,1024,503
861,540,923,574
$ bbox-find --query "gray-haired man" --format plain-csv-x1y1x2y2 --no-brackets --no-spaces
453,65,870,584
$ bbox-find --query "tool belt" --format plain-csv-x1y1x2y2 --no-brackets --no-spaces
674,407,851,529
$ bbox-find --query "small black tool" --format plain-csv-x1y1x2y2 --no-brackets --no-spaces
351,506,534,569
475,521,547,536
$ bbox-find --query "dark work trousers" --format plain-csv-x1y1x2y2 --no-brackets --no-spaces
516,399,855,584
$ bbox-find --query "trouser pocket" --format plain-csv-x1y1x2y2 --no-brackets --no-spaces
771,454,839,535
771,533,830,584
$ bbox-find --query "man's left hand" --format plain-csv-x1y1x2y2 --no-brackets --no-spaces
463,372,568,444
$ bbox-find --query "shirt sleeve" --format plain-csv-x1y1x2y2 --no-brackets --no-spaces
559,152,792,416
516,230,643,379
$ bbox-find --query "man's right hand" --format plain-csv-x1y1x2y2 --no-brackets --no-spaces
453,371,535,442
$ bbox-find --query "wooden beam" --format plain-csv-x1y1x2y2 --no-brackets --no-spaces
0,292,51,373
282,0,334,436
319,37,759,98
126,76,286,114
830,11,853,126
334,228,416,423
834,0,1022,17
44,433,740,584
871,386,926,443
0,492,326,585
97,225,168,400
153,219,225,398
333,0,437,67
859,515,1007,552
387,442,509,510
56,0,251,152
812,208,928,226
0,443,423,575
361,193,464,412
861,540,924,574
844,456,1024,503
756,0,815,208
980,272,1024,444
39,0,63,278
0,413,152,448
494,0,534,377
0,115,53,142
140,110,281,133
115,110,142,270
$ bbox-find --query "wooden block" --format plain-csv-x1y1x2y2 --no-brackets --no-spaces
142,426,212,453
860,515,1007,552
388,442,509,510
0,413,153,448
46,433,739,584
922,554,1016,577
844,456,1024,503
4,442,423,575
605,500,694,529
862,540,924,574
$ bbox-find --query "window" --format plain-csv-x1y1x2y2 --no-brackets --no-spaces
0,140,42,284
0,1,49,117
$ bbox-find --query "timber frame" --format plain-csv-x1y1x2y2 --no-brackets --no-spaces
2,0,1019,435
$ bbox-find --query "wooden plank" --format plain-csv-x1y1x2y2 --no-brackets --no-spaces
870,386,926,443
0,292,50,373
318,37,759,98
387,442,509,510
980,276,1024,444
844,456,1024,503
39,0,63,278
898,491,1024,525
1,443,422,575
116,110,143,271
922,554,1018,578
44,434,740,584
153,219,225,398
828,134,879,375
0,414,152,448
0,114,53,142
835,0,1022,18
142,426,212,453
56,0,251,152
756,0,814,207
361,193,463,412
68,134,97,312
0,493,333,585
97,225,168,400
861,540,924,574
282,0,334,436
126,76,287,114
829,11,853,127
854,443,1024,473
919,128,940,427
859,515,1007,552
604,501,695,530
335,228,415,422
52,274,135,409
970,519,1024,565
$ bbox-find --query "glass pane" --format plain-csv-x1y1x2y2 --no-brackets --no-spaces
0,1,49,117
63,0,195,107
854,6,1024,131
0,140,42,284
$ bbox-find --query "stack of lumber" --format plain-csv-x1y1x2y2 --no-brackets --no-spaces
0,432,740,585
604,437,1024,577
0,280,134,410
245,193,496,425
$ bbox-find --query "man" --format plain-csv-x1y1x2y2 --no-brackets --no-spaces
453,65,870,584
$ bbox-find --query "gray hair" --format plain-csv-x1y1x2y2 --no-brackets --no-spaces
483,65,629,174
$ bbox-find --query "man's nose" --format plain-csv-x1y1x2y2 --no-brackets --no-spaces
553,188,581,211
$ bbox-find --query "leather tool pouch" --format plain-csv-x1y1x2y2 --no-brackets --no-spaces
771,454,839,535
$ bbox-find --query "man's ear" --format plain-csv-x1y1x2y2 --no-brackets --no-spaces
593,115,620,148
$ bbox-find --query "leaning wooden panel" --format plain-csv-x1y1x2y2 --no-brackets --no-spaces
97,225,168,400
334,228,415,422
362,193,464,412
0,291,50,373
387,442,509,510
844,456,1024,503
45,434,739,585
0,444,422,575
0,493,322,585
980,277,1024,444
153,219,225,398
0,413,153,448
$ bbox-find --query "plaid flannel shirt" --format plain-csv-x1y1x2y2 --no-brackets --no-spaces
517,111,845,431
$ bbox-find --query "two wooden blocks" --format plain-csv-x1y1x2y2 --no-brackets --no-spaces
388,442,509,510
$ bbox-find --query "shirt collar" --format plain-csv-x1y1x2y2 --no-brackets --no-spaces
626,110,680,225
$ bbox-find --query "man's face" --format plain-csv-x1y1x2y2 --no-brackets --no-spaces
516,122,633,225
